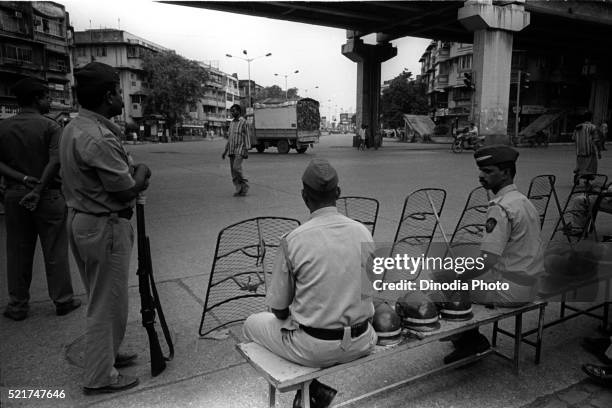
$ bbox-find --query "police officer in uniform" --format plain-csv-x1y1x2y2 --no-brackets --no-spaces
243,158,377,408
60,62,151,394
444,145,544,364
0,77,80,321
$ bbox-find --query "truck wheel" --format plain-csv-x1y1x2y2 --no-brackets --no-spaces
256,144,265,153
277,140,290,154
296,146,308,154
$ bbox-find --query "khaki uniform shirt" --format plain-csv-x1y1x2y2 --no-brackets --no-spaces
0,108,62,188
60,109,135,213
481,184,544,281
266,207,375,329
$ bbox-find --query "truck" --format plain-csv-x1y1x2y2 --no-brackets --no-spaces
249,98,320,154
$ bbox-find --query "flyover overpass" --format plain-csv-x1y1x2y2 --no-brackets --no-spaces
167,1,612,144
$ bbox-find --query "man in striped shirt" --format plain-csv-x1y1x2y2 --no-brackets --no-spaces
222,104,251,196
573,111,600,184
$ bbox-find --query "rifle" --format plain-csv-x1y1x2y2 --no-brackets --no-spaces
136,196,174,377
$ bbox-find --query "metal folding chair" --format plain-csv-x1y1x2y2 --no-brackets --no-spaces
527,175,561,229
198,217,300,337
550,174,609,244
337,196,380,236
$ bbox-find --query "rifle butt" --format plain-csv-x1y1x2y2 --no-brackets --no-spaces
146,325,167,377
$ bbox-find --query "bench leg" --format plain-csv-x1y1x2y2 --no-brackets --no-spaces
492,321,499,347
535,304,546,364
513,314,523,374
560,293,566,318
302,380,312,408
268,384,276,408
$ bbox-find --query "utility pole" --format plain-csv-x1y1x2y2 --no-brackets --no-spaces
515,69,521,141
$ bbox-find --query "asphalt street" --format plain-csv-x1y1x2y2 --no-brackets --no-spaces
1,134,612,407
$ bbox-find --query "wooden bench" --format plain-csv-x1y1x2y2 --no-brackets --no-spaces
236,301,547,408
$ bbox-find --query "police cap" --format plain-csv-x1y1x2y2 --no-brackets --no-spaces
11,77,48,98
302,158,338,192
74,62,120,88
474,145,519,167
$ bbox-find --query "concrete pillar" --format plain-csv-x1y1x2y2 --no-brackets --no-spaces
342,38,397,147
458,0,530,145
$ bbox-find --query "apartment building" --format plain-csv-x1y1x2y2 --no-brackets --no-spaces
420,40,607,142
73,28,169,133
0,1,73,121
185,61,239,137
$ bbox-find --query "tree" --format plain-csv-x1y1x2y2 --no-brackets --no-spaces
141,51,208,133
380,70,428,129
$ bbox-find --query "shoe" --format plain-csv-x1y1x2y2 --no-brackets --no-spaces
238,185,249,196
582,364,612,387
3,309,27,321
581,337,612,365
56,299,82,316
114,352,138,368
83,374,139,395
293,379,337,408
444,333,490,364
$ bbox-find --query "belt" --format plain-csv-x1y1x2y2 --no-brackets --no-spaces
299,321,369,341
73,207,134,220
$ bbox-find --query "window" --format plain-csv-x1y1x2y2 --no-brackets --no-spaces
0,9,27,34
77,47,86,57
5,45,33,63
96,47,106,57
459,55,472,70
127,46,137,58
131,81,136,87
34,16,64,37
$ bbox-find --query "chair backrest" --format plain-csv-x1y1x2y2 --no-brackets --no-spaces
336,196,380,236
550,173,609,244
385,188,446,283
527,175,557,229
198,217,300,337
450,186,490,247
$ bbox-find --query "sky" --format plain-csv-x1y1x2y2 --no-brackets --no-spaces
62,0,432,118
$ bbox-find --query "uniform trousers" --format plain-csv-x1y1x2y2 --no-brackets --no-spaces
229,154,248,194
68,211,133,388
4,186,73,312
243,312,377,368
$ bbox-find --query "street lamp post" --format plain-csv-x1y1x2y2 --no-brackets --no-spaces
274,70,299,100
226,50,272,108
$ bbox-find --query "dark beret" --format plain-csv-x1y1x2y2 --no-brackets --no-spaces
11,77,48,98
474,145,519,167
302,158,338,192
74,62,119,88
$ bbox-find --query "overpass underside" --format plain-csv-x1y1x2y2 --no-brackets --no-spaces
167,1,612,144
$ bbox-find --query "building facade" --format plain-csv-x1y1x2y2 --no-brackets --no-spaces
420,39,609,142
73,28,169,132
0,1,73,121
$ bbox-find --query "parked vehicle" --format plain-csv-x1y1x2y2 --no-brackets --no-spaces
451,127,485,153
250,98,320,154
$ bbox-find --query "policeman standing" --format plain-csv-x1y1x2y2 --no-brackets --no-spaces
60,62,151,394
0,77,80,321
243,158,377,408
443,145,544,364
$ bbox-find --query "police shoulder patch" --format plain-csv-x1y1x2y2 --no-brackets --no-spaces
485,218,497,233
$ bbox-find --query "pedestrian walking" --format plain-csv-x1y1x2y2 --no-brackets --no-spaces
358,124,367,150
573,112,600,184
60,62,151,394
222,104,250,196
0,77,80,321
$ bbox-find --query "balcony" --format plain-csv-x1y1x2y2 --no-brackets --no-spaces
435,75,449,89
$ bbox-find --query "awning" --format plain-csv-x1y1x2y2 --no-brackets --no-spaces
519,111,564,138
403,114,436,139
